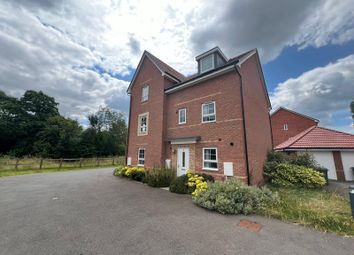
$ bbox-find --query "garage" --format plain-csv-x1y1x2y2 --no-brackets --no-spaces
275,126,354,181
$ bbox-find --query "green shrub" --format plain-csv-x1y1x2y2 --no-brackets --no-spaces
145,167,175,187
193,179,277,215
130,171,145,182
268,163,326,188
266,151,288,163
196,172,215,183
288,153,317,168
113,166,146,182
169,175,189,194
113,165,126,176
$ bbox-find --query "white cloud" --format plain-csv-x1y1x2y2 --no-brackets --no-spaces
0,0,354,123
270,55,354,134
191,0,354,62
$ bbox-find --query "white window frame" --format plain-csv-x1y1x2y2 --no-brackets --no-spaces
141,85,149,102
137,148,145,166
202,147,218,171
178,108,187,124
137,112,149,136
200,54,215,73
202,101,216,123
283,124,288,131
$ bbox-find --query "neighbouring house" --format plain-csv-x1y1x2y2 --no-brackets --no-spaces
125,47,272,184
274,124,354,181
270,107,319,147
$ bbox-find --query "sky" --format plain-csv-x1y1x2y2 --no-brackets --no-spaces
0,0,353,133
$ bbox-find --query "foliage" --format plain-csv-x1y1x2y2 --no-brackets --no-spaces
145,167,175,187
262,186,354,236
0,90,127,158
169,174,190,194
193,179,278,215
114,166,146,182
288,153,317,168
187,171,208,196
33,116,82,158
196,172,215,182
81,107,127,157
351,98,354,119
266,163,326,188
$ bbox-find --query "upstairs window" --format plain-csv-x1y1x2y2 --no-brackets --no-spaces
203,148,218,170
200,54,214,73
141,85,149,102
178,108,186,124
283,124,288,131
138,148,145,166
138,112,149,136
202,101,216,123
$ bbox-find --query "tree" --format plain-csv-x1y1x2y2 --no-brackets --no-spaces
351,99,354,119
83,107,127,156
16,90,60,155
33,116,82,158
0,91,24,154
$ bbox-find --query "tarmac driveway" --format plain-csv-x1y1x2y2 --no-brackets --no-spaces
0,168,353,255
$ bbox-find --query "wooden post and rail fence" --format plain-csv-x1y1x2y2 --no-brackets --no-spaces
0,156,125,171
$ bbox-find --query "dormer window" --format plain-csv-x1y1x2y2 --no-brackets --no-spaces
196,47,228,75
200,54,214,73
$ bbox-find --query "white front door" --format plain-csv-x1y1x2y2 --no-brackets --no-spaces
177,147,190,176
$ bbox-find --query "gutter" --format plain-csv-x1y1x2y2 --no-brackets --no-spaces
234,65,251,186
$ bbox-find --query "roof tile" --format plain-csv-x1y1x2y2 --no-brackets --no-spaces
275,126,354,150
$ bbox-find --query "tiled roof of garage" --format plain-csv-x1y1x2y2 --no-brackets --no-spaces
275,126,354,150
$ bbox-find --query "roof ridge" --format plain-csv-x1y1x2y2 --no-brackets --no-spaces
271,107,319,122
276,125,317,149
144,51,186,79
316,126,354,136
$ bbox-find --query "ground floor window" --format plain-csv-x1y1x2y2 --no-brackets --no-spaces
138,148,145,166
203,148,218,170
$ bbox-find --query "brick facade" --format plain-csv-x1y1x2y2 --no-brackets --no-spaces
126,49,272,185
271,108,318,147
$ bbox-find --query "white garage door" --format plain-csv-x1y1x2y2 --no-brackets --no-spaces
308,151,337,180
341,151,354,181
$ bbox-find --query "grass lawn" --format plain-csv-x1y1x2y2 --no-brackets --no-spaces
261,186,354,236
0,165,116,177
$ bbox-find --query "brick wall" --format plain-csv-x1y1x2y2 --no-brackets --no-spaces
241,54,273,185
127,57,167,168
271,108,318,146
165,72,248,181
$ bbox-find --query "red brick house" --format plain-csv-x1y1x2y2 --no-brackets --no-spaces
270,107,319,147
126,47,272,185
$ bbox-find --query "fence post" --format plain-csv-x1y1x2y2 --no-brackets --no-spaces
112,157,115,165
15,158,19,170
59,158,63,169
79,158,83,168
39,158,43,169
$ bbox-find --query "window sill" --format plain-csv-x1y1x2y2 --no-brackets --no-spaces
202,120,216,124
202,167,218,171
178,122,186,125
137,164,144,167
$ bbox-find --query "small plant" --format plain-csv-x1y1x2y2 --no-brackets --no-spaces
113,166,145,182
169,175,189,194
196,172,215,182
145,167,175,187
193,179,277,215
266,163,326,188
187,171,208,196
